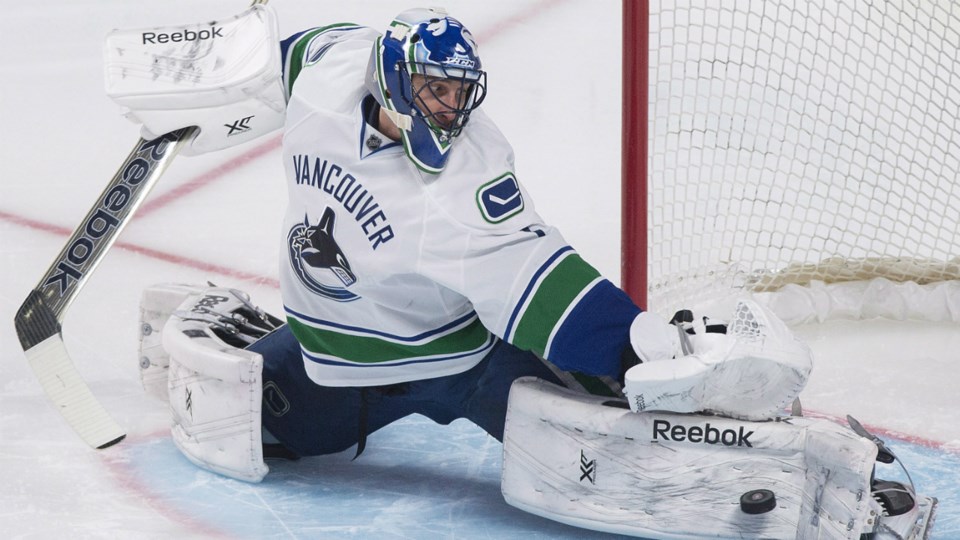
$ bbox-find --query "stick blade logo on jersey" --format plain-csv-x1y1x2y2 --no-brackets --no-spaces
287,207,359,302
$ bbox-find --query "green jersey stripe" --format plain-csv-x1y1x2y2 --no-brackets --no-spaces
287,316,492,364
510,253,602,357
285,24,361,94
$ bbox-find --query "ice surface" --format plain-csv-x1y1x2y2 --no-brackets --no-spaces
1,1,956,538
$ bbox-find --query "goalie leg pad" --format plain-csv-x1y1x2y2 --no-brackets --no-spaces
162,287,280,482
139,283,209,401
624,299,812,420
503,378,890,539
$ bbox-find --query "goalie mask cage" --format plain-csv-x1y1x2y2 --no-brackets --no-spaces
623,0,960,316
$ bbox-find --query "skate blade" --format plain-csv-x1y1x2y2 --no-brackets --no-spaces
873,494,937,540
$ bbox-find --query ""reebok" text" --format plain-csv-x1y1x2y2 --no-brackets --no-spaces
142,27,223,45
652,419,755,447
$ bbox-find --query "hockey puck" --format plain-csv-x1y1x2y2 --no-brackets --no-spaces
740,489,777,514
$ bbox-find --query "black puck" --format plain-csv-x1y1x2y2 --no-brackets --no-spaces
740,489,777,514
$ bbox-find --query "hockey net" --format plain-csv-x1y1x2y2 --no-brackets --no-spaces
634,0,960,321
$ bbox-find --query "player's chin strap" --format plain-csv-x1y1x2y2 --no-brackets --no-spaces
382,107,413,132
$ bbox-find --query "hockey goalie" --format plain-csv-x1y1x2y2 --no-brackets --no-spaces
108,4,935,539
138,281,935,539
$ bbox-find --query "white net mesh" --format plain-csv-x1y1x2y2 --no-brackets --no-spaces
646,0,960,316
729,299,763,342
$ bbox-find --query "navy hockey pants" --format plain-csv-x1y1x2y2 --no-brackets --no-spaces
248,325,563,457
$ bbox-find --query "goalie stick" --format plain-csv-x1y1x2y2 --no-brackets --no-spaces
14,127,196,449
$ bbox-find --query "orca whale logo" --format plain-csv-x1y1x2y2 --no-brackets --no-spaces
287,207,359,301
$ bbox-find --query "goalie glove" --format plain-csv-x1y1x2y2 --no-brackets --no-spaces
670,309,728,335
624,308,723,371
623,299,813,421
138,283,282,401
162,285,283,482
627,311,681,365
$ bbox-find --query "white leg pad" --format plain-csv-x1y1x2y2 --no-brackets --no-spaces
163,294,268,483
138,283,208,402
503,378,887,539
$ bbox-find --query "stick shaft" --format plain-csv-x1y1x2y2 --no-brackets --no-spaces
24,128,196,331
14,128,196,448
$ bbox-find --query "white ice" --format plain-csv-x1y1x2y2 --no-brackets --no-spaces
1,1,957,538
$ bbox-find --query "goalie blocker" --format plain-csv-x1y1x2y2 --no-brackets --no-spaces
502,377,937,540
103,3,285,155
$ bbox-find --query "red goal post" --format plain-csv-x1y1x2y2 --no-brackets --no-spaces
622,0,648,308
623,0,960,318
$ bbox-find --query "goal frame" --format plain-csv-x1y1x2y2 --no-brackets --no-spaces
622,0,649,308
621,0,960,314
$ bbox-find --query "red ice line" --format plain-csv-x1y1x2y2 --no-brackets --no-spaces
99,431,235,540
0,133,283,288
802,410,957,454
136,134,282,218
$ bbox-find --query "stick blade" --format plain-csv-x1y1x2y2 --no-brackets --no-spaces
10,132,195,450
23,334,126,449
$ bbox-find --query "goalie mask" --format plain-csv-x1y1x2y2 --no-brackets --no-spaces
366,8,487,173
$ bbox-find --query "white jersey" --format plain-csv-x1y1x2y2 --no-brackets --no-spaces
277,25,640,387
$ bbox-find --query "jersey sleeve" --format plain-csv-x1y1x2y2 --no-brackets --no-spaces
279,24,373,99
422,218,641,379
417,114,642,379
